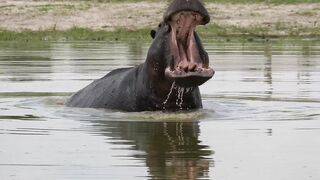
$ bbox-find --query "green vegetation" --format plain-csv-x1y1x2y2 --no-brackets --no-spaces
34,3,92,13
1,22,319,42
0,5,15,9
36,4,76,13
294,10,318,16
0,27,153,41
203,23,320,37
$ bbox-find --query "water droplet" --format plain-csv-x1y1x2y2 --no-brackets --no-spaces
176,86,185,109
185,87,193,93
163,81,176,109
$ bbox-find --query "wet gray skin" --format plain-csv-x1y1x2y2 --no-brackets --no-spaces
1,39,320,179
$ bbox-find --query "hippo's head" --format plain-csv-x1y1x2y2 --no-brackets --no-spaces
147,0,214,88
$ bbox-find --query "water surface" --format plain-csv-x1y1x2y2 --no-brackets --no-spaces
0,39,320,180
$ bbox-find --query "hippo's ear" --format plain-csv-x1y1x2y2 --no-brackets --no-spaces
150,30,156,39
150,22,164,39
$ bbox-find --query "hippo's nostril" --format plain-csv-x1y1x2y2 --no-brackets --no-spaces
192,13,197,18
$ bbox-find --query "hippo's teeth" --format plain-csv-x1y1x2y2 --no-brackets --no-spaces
175,69,182,75
202,52,209,69
188,63,197,72
168,10,211,73
170,56,175,71
202,63,208,69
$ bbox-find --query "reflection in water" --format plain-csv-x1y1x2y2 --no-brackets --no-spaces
91,120,213,179
263,42,273,96
298,41,313,86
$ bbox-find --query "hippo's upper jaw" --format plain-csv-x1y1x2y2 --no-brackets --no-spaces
164,10,214,87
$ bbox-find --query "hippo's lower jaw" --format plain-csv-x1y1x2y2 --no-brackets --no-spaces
165,67,214,87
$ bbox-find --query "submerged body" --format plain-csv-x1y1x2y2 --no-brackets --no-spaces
66,0,214,111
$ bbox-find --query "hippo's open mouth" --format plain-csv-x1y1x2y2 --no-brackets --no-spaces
165,11,214,87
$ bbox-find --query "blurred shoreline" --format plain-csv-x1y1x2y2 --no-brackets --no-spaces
0,1,319,38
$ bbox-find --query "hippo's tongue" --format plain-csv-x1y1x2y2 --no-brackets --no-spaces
169,11,204,72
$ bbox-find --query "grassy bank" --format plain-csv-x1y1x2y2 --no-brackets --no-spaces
1,23,319,42
1,1,319,41
0,28,152,41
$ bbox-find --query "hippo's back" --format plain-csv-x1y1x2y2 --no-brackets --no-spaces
66,67,141,110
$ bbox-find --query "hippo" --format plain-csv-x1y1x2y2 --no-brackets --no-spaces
66,0,214,111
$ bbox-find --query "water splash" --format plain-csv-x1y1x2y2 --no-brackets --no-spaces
163,82,191,110
176,87,185,109
163,81,176,109
185,87,193,94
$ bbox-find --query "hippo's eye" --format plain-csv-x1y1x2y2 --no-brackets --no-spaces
150,30,156,39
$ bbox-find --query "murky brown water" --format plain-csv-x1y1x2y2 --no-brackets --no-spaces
0,39,320,180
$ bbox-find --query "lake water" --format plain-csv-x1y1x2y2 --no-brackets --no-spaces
0,38,320,180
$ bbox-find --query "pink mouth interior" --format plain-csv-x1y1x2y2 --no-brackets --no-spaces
169,11,208,72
